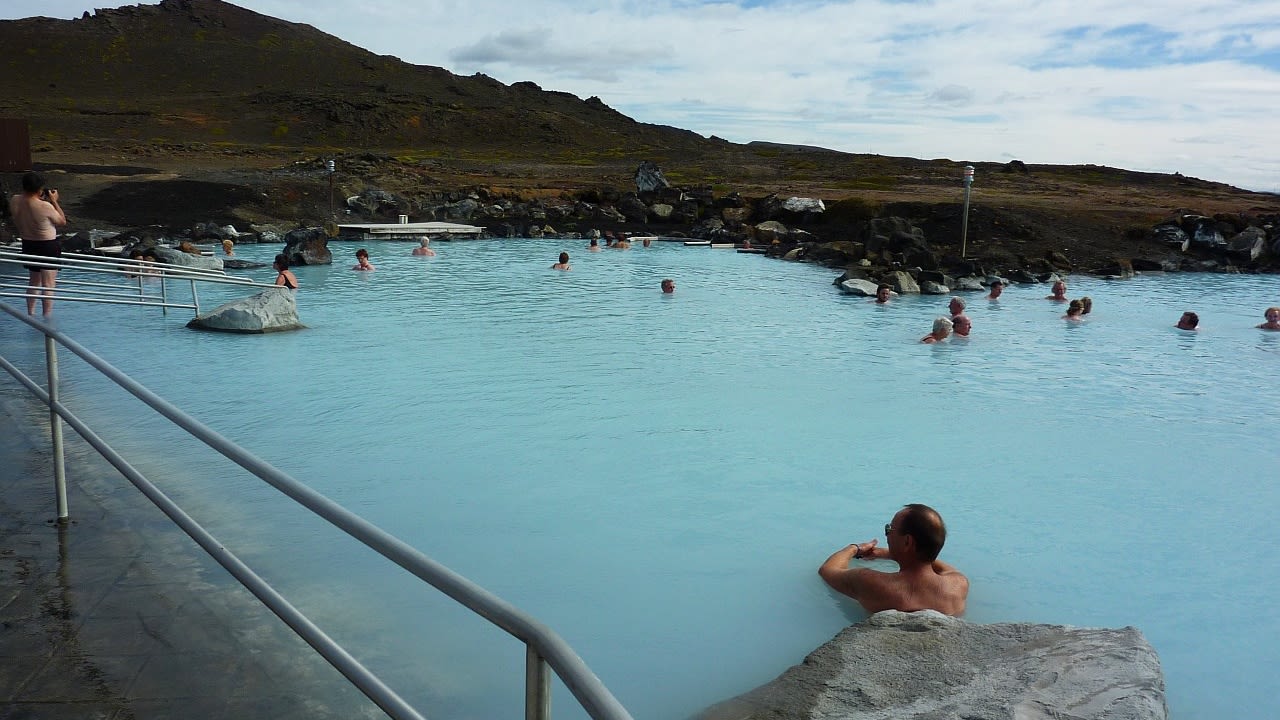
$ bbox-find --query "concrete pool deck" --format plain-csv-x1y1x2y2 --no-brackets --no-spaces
0,392,382,719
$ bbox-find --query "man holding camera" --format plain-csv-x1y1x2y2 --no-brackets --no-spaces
8,172,67,316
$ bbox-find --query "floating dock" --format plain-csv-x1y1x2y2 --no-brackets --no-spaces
335,220,485,241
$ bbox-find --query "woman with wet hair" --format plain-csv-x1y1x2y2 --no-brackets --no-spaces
273,254,299,290
1259,307,1280,331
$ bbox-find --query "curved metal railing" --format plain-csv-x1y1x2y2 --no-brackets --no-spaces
0,287,632,720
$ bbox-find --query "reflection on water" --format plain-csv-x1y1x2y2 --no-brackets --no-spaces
9,240,1280,720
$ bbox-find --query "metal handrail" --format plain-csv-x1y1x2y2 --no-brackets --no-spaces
0,248,276,316
0,302,633,720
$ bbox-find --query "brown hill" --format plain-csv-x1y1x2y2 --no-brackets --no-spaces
2,0,1278,272
0,0,713,158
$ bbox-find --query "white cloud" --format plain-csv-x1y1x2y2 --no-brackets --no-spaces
9,0,1280,190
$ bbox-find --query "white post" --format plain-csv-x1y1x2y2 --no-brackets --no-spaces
960,165,975,259
327,159,336,219
45,335,69,520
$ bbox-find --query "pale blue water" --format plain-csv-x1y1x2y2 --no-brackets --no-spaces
4,239,1279,719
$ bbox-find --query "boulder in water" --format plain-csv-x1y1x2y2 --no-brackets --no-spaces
187,289,305,334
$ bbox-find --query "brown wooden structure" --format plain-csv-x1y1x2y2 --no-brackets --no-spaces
0,119,32,172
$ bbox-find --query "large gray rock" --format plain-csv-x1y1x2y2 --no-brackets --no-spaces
346,189,400,215
650,203,675,221
722,206,751,225
1228,227,1266,261
782,197,825,214
1190,219,1226,249
186,289,306,334
920,280,950,295
282,228,332,266
1153,224,1190,253
153,246,225,271
443,198,479,221
635,161,671,193
839,278,880,296
618,195,649,223
867,217,928,255
701,610,1166,720
884,270,920,294
755,221,790,242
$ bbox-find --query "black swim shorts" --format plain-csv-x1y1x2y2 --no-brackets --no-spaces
21,238,61,272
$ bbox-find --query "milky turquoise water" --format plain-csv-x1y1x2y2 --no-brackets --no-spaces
3,239,1279,719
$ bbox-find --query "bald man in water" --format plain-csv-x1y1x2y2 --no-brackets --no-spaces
819,503,969,616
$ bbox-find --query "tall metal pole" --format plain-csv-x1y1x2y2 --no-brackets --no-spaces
327,159,336,219
960,165,975,259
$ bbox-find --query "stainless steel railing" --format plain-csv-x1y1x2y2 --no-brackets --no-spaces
0,291,632,720
0,248,272,316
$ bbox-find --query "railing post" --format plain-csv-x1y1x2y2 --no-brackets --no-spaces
191,278,200,315
44,335,69,521
525,644,551,720
160,271,169,316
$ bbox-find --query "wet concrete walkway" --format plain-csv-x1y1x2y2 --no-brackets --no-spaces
0,391,383,719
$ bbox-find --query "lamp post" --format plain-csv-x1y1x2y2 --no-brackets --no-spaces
960,165,974,259
326,159,336,219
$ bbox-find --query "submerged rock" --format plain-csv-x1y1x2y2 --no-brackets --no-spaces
187,289,305,334
699,610,1166,720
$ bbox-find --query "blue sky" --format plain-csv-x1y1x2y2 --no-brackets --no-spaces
9,0,1280,191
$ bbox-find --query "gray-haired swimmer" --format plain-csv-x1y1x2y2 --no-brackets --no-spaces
921,316,953,343
412,238,436,256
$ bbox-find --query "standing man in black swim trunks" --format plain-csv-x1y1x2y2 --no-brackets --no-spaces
8,172,67,316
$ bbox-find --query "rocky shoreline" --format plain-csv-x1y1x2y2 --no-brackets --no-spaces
37,160,1280,295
